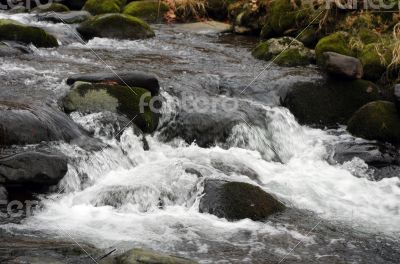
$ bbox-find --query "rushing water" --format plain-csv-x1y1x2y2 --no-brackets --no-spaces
1,12,400,263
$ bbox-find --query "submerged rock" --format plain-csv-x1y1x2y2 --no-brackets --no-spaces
0,151,67,189
282,78,380,127
0,41,32,56
321,52,363,79
347,101,400,144
199,180,285,221
115,248,198,264
77,14,155,40
62,82,158,133
0,102,87,146
0,19,58,48
252,37,314,66
66,71,160,96
84,0,126,15
123,0,169,22
36,11,92,24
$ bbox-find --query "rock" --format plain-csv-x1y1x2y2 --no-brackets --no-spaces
315,32,353,65
0,19,58,48
36,11,92,24
0,185,7,201
0,41,32,56
206,0,234,21
177,21,232,35
282,78,380,127
62,82,158,133
84,0,126,15
9,6,27,14
266,0,307,35
31,3,70,13
115,248,198,264
123,0,169,22
321,52,363,79
66,71,160,96
0,102,88,146
77,14,155,40
347,101,400,144
0,151,67,189
252,37,314,66
359,43,392,81
199,180,285,221
297,27,318,47
394,84,400,112
61,0,87,10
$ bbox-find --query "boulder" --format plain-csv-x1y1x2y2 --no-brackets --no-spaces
9,6,28,14
252,37,314,66
61,0,87,10
83,0,126,15
0,101,87,146
0,41,32,56
199,180,285,221
66,71,160,96
36,11,92,24
266,0,307,35
347,101,400,144
282,78,380,127
31,3,70,13
77,14,155,40
62,82,158,133
0,19,58,48
321,52,363,79
0,151,67,189
115,248,198,264
177,21,232,35
359,43,392,81
394,84,400,112
315,32,353,65
123,0,169,22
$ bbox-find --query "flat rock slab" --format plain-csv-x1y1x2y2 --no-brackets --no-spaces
36,11,92,24
322,52,363,79
66,71,160,96
177,21,232,34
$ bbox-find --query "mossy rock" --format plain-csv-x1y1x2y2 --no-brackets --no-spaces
63,82,158,133
0,19,58,48
77,14,155,40
199,180,285,221
283,78,381,127
32,3,70,13
123,0,169,22
359,43,393,81
83,0,126,15
252,37,314,66
267,0,307,35
315,31,353,65
115,248,198,264
347,101,400,144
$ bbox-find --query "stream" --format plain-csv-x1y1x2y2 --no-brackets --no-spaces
0,12,399,263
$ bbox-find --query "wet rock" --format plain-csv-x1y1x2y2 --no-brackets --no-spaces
0,151,67,189
0,41,32,57
0,185,7,201
115,248,198,264
347,101,400,144
394,84,400,111
66,71,160,96
199,180,285,221
0,101,88,146
315,32,353,65
31,3,70,13
9,6,28,14
77,13,155,40
321,52,363,80
177,21,232,35
282,78,380,127
252,37,314,67
83,0,126,15
62,82,158,133
123,0,169,22
0,19,58,48
36,11,92,24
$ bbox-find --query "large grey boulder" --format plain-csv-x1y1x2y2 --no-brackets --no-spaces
36,11,92,24
321,52,363,79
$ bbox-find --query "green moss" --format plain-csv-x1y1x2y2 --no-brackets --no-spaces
315,31,353,65
0,19,58,48
32,3,70,13
359,43,392,81
274,48,313,66
347,101,400,144
252,41,272,60
84,0,126,15
357,28,380,45
123,0,169,22
268,0,307,35
77,14,155,40
63,82,157,132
